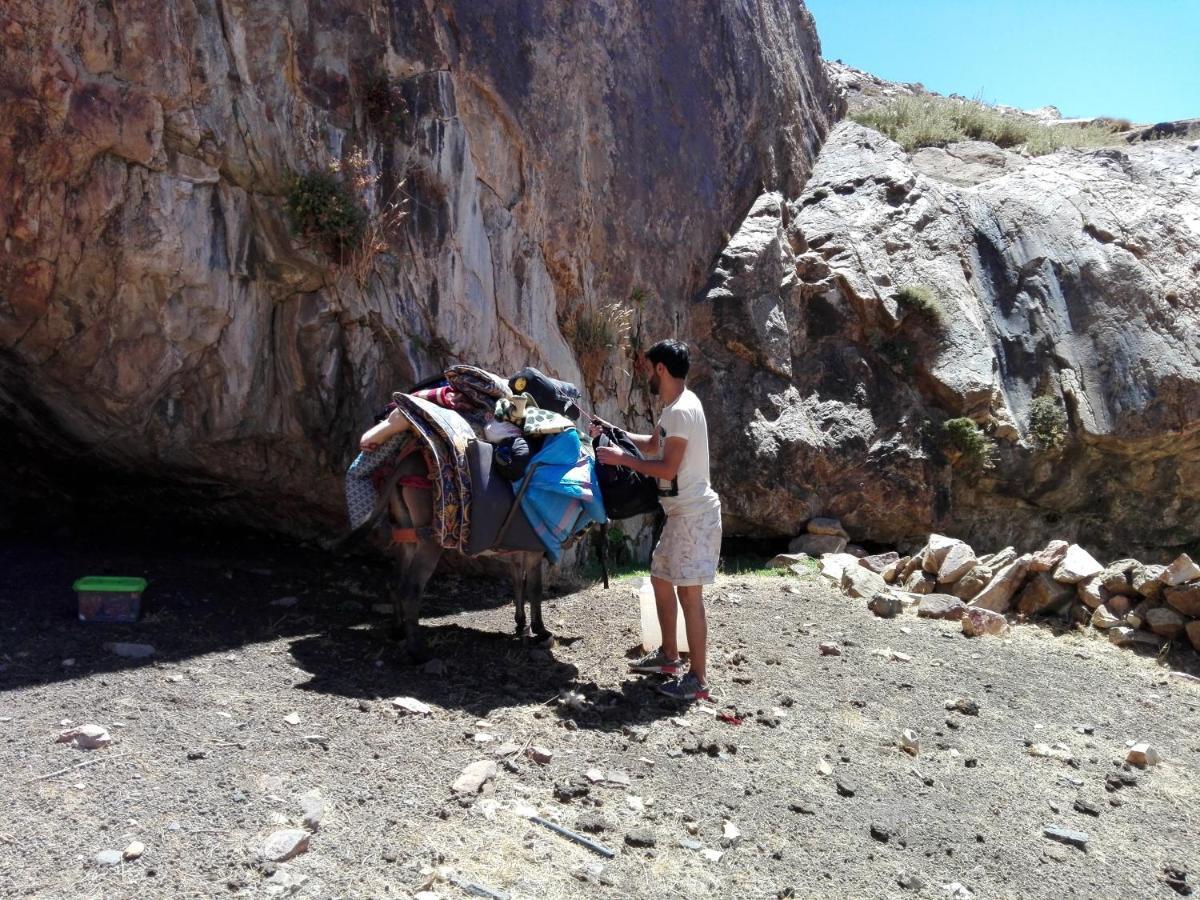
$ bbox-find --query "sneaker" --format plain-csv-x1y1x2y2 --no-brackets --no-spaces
657,672,710,702
628,647,683,675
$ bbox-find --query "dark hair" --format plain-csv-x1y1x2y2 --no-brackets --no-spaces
646,339,690,379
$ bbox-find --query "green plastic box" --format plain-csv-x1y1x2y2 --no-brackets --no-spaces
73,576,148,623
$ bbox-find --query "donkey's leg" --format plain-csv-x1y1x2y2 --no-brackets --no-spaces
527,553,550,643
510,554,531,640
397,540,443,660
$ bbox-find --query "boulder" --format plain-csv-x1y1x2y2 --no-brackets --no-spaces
1145,607,1186,639
1107,627,1166,651
971,554,1032,613
917,594,967,621
1186,619,1200,651
860,552,900,574
790,534,849,556
1029,540,1070,573
1016,573,1076,617
904,570,937,595
980,547,1017,571
899,555,925,581
937,542,978,585
1076,575,1108,610
922,534,961,573
1100,559,1141,596
1106,594,1132,618
1124,600,1150,630
1165,583,1200,618
845,544,868,558
1053,545,1104,584
1090,604,1122,630
817,552,861,584
868,593,903,619
1068,601,1092,626
881,558,907,584
1162,554,1200,587
1131,565,1166,600
841,566,890,599
962,607,1009,637
806,517,849,538
951,566,991,601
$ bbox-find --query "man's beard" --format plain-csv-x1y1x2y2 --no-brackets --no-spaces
648,373,661,395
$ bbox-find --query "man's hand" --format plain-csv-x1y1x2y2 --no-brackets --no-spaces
587,416,612,439
595,445,627,467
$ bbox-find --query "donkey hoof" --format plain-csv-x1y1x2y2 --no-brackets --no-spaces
532,631,555,650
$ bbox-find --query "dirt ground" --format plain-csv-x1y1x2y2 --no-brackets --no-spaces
1,529,1198,900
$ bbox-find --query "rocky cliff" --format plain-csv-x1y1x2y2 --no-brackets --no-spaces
0,0,841,531
698,118,1200,559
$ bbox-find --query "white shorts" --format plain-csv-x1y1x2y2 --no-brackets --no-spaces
651,504,723,587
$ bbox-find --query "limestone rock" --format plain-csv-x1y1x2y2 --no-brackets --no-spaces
263,829,310,862
1090,604,1122,630
1165,583,1200,618
951,566,991,601
806,517,849,538
971,554,1032,613
452,761,497,795
1125,743,1160,768
1107,627,1166,651
859,552,900,574
841,566,889,599
962,607,1009,637
1029,540,1069,573
1017,573,1076,617
1076,575,1108,610
56,724,111,750
1100,559,1141,596
1106,595,1132,618
937,542,978,585
790,534,848,556
917,594,967,621
1124,600,1150,630
1145,607,1186,638
1132,565,1166,599
923,535,961,573
906,571,937,594
980,547,1017,571
1162,554,1200,586
1053,546,1104,584
868,593,903,619
818,553,860,584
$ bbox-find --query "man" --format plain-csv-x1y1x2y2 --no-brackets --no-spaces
591,339,721,701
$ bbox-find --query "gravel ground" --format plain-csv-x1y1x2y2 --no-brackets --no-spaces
1,530,1198,899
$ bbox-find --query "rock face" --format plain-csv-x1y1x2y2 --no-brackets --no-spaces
0,1,841,533
696,114,1200,557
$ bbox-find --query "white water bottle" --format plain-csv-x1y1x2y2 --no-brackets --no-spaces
637,576,689,654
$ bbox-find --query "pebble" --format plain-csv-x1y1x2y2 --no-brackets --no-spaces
898,729,920,756
1126,742,1160,768
897,871,924,890
95,849,123,866
56,724,111,750
835,780,856,798
818,642,842,656
869,822,893,843
788,800,816,815
1043,825,1088,850
262,829,310,862
392,697,432,716
282,712,301,726
526,746,553,764
624,828,656,848
946,697,980,716
701,848,724,863
452,760,497,795
1073,799,1101,818
300,792,327,831
817,759,834,776
721,821,742,848
122,841,145,860
577,812,610,834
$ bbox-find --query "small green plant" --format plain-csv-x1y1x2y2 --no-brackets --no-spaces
287,171,365,256
941,417,993,469
894,284,941,325
1029,394,1068,450
363,73,408,129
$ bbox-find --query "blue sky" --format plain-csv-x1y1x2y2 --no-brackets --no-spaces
806,0,1198,123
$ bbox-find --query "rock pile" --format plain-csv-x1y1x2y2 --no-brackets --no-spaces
812,522,1200,653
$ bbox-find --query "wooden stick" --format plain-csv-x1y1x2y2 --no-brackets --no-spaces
29,751,131,782
530,816,616,858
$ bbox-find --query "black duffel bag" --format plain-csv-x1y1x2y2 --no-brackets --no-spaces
594,427,661,520
509,367,582,418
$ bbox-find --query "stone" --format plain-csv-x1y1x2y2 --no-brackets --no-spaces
624,829,656,848
790,534,848,556
1016,572,1076,617
1165,583,1200,618
768,552,810,569
95,850,124,867
806,517,849,538
1076,575,1108,609
1132,565,1166,599
881,560,902,584
1187,620,1200,651
869,822,894,842
835,780,856,797
840,565,889,598
1124,600,1149,630
526,746,554,765
1106,594,1132,618
917,594,967,620
392,697,433,716
1090,604,1122,630
104,642,156,659
1043,826,1088,850
452,760,497,795
300,792,327,831
1029,540,1069,572
951,566,991,601
1162,554,1200,586
922,534,961,571
897,871,925,891
1107,627,1166,650
1053,546,1104,584
1068,600,1091,626
56,724,111,750
1072,800,1101,818
818,553,860,584
859,552,900,574
263,829,310,862
897,729,920,756
1126,743,1160,767
818,642,842,656
123,841,145,860
282,712,301,726
983,547,1017,570
937,542,978,584
720,821,742,848
788,799,816,815
868,593,902,618
904,570,937,595
971,554,1032,613
962,607,1009,637
1100,559,1141,596
946,697,980,716
846,544,868,558
701,849,724,863
1146,607,1186,638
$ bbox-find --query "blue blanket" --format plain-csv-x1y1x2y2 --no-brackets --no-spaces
514,430,607,563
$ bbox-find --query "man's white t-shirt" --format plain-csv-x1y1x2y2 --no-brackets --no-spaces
655,388,720,518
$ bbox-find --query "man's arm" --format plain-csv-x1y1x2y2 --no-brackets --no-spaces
597,436,686,481
587,418,660,456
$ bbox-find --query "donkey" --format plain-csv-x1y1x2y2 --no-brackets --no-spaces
382,449,550,661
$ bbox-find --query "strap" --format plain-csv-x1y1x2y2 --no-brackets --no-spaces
390,526,435,545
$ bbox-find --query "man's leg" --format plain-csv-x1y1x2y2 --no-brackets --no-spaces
676,584,707,682
651,575,681,659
